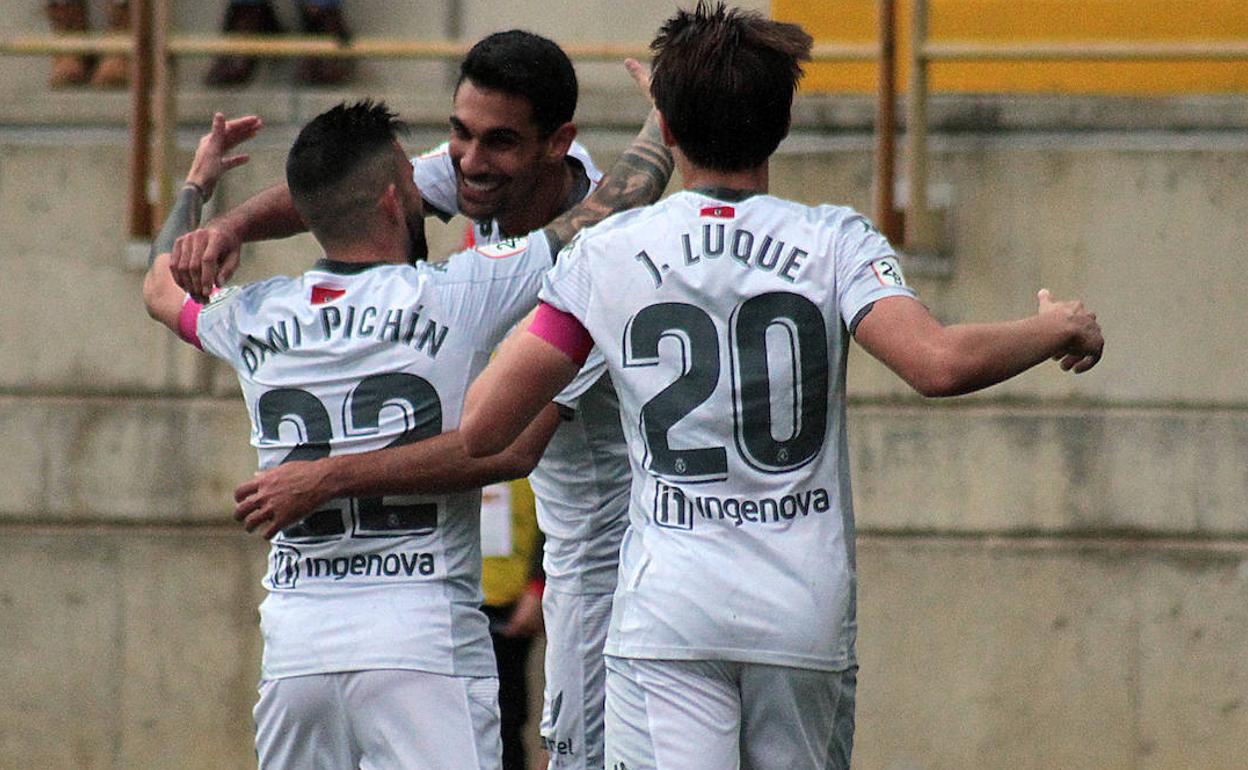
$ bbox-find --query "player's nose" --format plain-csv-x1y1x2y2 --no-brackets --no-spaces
456,139,489,178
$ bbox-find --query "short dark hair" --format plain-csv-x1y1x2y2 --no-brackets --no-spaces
286,99,411,246
457,30,578,136
650,1,812,171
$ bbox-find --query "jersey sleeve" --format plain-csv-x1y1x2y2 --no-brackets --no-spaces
433,230,557,352
551,347,608,410
537,233,593,325
411,143,458,222
832,210,916,332
191,285,247,362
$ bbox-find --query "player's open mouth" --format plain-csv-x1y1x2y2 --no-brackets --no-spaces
460,177,504,199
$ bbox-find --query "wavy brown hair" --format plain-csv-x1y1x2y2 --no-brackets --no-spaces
650,1,812,172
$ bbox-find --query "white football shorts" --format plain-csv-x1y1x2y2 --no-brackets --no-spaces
254,669,501,770
604,656,856,770
540,587,614,769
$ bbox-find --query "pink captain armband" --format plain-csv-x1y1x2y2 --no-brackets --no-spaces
177,296,204,349
528,302,592,366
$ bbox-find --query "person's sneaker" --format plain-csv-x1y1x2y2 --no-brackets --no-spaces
296,4,352,86
90,1,130,89
205,1,282,87
45,1,92,88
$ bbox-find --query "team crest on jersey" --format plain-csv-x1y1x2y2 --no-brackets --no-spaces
871,257,906,288
476,236,528,259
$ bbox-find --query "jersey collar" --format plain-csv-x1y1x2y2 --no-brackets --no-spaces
690,186,760,203
313,258,389,275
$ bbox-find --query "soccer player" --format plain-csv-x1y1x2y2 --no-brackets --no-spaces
200,31,636,770
168,29,600,301
459,4,1106,770
142,98,671,768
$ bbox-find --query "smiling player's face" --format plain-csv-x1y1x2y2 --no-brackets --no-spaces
447,79,553,227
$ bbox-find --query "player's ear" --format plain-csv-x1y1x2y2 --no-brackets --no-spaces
544,122,576,162
379,183,402,223
657,111,676,147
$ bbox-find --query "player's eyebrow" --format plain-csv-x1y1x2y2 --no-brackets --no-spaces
449,115,522,143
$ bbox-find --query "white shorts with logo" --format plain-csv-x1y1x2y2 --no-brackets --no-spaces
254,669,501,770
540,587,614,770
604,656,856,770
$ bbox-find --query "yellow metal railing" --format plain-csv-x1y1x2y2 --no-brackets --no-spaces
0,3,879,244
3,0,1247,256
904,0,1248,255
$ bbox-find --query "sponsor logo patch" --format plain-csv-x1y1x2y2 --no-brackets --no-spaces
654,482,694,530
270,544,302,589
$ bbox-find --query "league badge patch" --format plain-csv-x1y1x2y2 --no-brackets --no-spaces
871,257,906,288
476,236,529,259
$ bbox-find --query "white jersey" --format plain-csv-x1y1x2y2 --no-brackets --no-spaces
413,140,600,245
191,237,555,680
414,138,629,594
540,190,915,672
530,350,630,594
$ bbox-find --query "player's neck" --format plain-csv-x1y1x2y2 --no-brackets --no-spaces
320,236,410,266
679,156,769,197
496,158,579,238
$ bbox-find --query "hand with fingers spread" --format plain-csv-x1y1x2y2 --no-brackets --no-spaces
234,460,329,541
171,112,262,302
186,112,261,199
1037,288,1104,373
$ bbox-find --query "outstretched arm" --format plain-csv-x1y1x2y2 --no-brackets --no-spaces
854,289,1104,397
234,404,561,540
143,112,262,331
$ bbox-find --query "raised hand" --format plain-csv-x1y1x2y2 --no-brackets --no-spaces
170,113,261,302
186,112,262,201
624,57,653,103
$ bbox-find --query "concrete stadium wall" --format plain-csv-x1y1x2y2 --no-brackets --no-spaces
2,4,1247,765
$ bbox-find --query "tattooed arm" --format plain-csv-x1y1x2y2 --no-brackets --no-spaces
540,109,672,256
144,113,261,332
540,60,671,256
